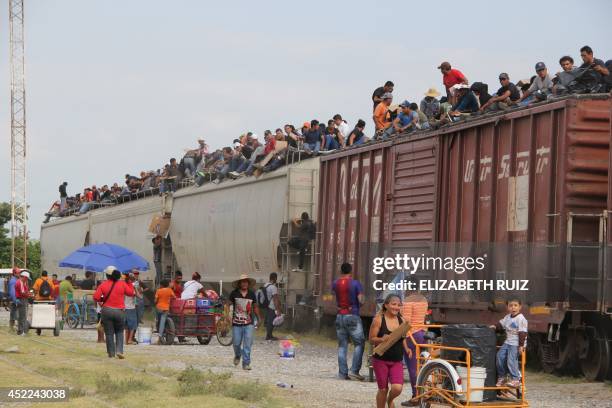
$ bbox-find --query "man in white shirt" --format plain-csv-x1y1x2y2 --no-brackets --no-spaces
258,273,281,341
181,272,204,299
333,114,350,147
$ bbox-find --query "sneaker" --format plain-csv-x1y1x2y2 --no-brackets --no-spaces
116,353,125,359
400,400,419,407
233,357,240,366
496,378,505,387
243,364,252,371
348,372,365,381
338,374,349,380
506,379,521,388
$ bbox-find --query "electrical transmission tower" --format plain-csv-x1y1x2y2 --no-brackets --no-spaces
9,0,27,269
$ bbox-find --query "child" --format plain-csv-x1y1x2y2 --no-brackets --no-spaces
491,298,528,388
154,279,175,343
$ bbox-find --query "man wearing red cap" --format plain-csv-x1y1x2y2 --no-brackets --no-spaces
15,271,32,335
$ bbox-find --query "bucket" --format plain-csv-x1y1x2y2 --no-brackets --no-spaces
137,327,152,345
456,366,487,402
279,340,295,359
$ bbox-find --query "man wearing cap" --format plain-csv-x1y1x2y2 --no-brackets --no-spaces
439,62,468,100
303,120,323,154
420,88,441,120
229,274,262,370
383,101,415,139
518,63,554,106
450,84,480,116
372,81,394,111
480,73,521,112
15,271,32,335
373,93,393,133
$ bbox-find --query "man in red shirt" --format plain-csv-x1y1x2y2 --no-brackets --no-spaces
171,271,183,298
15,271,32,335
439,61,468,102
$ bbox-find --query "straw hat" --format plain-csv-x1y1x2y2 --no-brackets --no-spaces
424,87,441,97
232,273,256,289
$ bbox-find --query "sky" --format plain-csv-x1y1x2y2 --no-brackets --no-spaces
0,0,611,239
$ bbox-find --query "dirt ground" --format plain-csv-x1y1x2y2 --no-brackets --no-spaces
1,310,611,408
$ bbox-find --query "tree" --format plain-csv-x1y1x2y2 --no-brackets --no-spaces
0,202,12,268
0,202,40,275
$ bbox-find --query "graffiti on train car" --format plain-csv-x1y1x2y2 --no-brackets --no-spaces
463,146,551,183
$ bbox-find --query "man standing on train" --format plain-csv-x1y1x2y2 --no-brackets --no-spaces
332,262,365,381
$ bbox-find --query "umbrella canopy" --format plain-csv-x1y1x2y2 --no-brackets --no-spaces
59,243,149,273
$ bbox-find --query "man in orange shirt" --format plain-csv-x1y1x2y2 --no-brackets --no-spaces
373,93,393,133
33,271,56,301
155,279,175,343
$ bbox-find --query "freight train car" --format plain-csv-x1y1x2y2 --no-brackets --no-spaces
40,195,172,282
170,158,319,305
41,158,319,309
316,94,612,380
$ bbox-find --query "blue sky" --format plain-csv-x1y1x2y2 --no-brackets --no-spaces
0,0,610,239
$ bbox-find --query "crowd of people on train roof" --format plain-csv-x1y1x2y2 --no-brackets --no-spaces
45,45,611,221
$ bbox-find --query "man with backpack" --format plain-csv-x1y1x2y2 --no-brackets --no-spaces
257,273,281,341
33,271,56,301
288,212,316,271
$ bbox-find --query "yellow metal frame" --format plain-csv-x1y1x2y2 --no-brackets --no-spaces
410,324,529,407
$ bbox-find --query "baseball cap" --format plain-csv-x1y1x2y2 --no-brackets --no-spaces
250,133,258,140
302,121,311,129
438,61,451,70
234,142,241,148
20,271,30,279
399,100,411,108
535,62,546,71
381,92,393,100
498,73,509,80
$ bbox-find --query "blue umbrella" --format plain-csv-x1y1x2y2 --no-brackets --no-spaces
59,242,149,273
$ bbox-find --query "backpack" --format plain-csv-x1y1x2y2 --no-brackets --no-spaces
39,279,51,297
303,220,316,240
257,284,271,308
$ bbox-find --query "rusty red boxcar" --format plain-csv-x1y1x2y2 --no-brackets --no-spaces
316,94,611,380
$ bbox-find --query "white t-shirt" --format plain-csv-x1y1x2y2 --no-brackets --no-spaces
181,280,203,299
336,121,351,141
499,313,528,346
265,283,278,311
124,295,135,309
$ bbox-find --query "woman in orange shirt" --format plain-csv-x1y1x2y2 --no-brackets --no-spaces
400,292,428,404
155,279,175,344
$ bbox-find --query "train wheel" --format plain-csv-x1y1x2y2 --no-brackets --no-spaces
539,332,574,374
578,325,610,381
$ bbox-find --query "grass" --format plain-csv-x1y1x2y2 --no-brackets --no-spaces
95,373,152,397
0,329,295,408
175,366,268,402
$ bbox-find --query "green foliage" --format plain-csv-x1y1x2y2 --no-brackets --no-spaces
176,366,232,396
0,202,40,273
95,373,152,398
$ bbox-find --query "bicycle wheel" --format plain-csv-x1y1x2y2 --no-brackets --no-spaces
417,362,458,408
65,304,80,329
216,316,233,346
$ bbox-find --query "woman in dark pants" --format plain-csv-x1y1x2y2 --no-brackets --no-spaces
94,266,135,359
